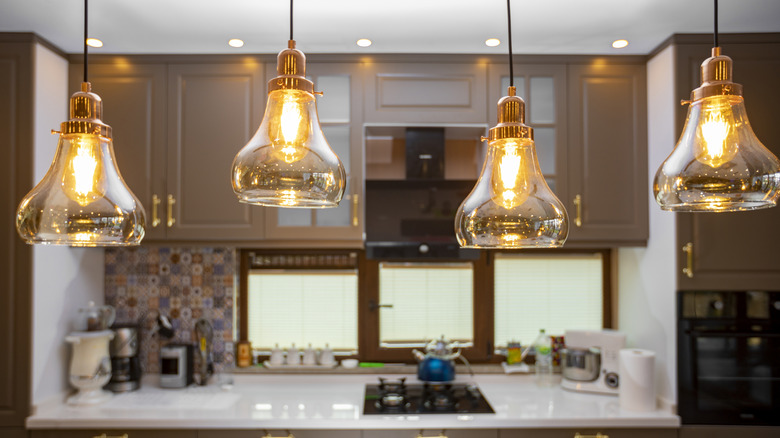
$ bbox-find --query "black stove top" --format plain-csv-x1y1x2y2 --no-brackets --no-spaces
363,377,495,415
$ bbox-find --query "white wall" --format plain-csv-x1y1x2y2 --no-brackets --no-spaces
31,43,105,405
616,44,678,409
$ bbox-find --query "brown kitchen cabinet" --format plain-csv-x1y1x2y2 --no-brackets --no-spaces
364,430,497,438
262,62,365,247
673,37,780,290
199,430,360,438
679,426,779,438
364,62,488,124
0,36,35,433
499,429,677,438
31,431,196,438
565,62,649,246
73,58,266,242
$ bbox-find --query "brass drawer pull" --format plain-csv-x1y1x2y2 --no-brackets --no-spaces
167,194,176,227
262,431,294,438
574,434,609,438
573,194,583,227
682,242,694,278
352,193,359,227
151,194,161,227
416,432,447,438
92,434,128,438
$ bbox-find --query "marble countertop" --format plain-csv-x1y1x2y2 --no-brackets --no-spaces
26,374,680,430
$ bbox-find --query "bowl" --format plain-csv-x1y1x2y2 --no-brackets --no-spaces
561,347,601,381
341,359,359,368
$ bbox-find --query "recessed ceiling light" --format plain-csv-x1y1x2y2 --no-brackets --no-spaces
86,38,103,48
612,39,629,49
228,38,244,48
357,38,372,48
485,38,501,47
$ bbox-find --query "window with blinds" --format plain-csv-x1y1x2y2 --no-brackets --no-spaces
494,252,604,347
378,262,474,347
246,270,358,352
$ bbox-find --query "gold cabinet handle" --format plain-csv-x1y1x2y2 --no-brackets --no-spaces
262,432,294,438
682,242,694,278
574,434,608,438
573,194,583,227
92,434,128,438
151,194,161,227
416,433,447,438
167,194,176,227
352,193,359,227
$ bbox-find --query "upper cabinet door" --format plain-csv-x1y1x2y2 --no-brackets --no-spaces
566,63,648,246
676,42,780,290
364,63,488,124
71,62,167,240
264,63,365,245
166,63,265,241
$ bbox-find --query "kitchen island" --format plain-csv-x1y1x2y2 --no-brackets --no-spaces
27,374,679,434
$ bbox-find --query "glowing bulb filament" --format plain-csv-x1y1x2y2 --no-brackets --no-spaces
73,143,99,199
700,112,731,165
499,146,522,205
280,98,303,144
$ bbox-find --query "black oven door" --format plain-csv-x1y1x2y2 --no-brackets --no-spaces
678,322,780,425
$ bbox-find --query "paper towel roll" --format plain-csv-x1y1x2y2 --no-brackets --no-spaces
619,348,656,412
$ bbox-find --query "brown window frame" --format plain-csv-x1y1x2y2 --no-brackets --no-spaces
238,248,612,364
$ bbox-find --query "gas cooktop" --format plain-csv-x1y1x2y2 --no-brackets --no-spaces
363,377,495,415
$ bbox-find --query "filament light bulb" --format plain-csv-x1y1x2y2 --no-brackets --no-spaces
63,134,105,206
493,140,531,209
695,98,737,168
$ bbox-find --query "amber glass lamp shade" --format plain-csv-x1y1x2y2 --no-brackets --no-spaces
654,48,780,212
16,83,146,246
232,41,345,208
456,87,568,248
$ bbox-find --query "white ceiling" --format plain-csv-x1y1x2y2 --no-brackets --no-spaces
1,0,779,56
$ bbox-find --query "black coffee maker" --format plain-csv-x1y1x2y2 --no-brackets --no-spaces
106,325,142,392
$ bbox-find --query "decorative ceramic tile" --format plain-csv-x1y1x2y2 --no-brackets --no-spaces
105,247,236,375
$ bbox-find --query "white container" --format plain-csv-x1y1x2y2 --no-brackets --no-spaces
302,344,317,365
619,348,656,412
286,344,301,365
65,330,114,405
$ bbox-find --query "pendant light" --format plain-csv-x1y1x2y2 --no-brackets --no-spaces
654,0,780,212
16,0,146,246
231,0,346,208
455,0,568,248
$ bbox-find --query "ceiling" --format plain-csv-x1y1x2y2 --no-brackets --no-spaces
1,0,779,56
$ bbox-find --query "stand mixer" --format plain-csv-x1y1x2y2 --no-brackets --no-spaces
66,302,116,405
560,329,626,396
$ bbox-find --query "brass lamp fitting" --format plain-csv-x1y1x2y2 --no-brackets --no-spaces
60,82,111,137
691,47,743,101
486,86,533,142
268,40,314,94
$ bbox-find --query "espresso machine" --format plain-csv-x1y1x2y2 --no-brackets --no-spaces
561,329,626,396
106,325,142,392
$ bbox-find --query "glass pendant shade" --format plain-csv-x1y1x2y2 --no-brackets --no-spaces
232,40,346,208
456,87,568,248
16,82,146,246
654,48,780,212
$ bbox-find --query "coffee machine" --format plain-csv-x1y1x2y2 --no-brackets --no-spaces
561,329,626,396
106,325,142,392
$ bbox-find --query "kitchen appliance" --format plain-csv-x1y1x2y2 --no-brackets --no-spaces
363,377,494,415
106,325,142,392
560,329,626,395
65,330,114,405
195,319,214,385
412,336,473,382
160,344,194,388
77,301,115,331
406,127,445,179
678,291,780,426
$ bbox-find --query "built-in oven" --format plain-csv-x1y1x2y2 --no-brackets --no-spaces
677,291,780,426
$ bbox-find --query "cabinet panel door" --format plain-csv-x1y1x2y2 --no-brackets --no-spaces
680,426,779,438
0,41,33,428
31,431,197,438
199,431,360,438
264,63,364,245
566,63,648,245
499,429,677,438
675,43,780,289
364,430,497,438
365,63,488,124
71,62,167,240
167,63,265,240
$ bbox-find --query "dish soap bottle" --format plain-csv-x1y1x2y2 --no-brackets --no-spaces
534,329,554,387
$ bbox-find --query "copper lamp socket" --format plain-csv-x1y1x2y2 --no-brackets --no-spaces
691,47,744,101
487,86,533,142
268,40,314,94
60,82,111,137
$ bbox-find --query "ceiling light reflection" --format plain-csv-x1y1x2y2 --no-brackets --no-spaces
86,38,103,48
485,38,501,47
612,39,629,49
229,38,245,48
357,38,372,47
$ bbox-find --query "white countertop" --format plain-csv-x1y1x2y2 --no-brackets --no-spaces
27,374,680,430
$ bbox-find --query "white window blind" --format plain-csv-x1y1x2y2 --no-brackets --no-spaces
494,253,603,347
379,262,473,347
247,270,358,351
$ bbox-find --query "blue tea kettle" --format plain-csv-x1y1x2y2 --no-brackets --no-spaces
412,336,471,382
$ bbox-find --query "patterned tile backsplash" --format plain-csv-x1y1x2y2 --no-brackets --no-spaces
105,247,236,374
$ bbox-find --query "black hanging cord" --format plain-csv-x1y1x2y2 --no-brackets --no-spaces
83,0,88,83
507,0,514,87
713,0,719,48
290,0,294,41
